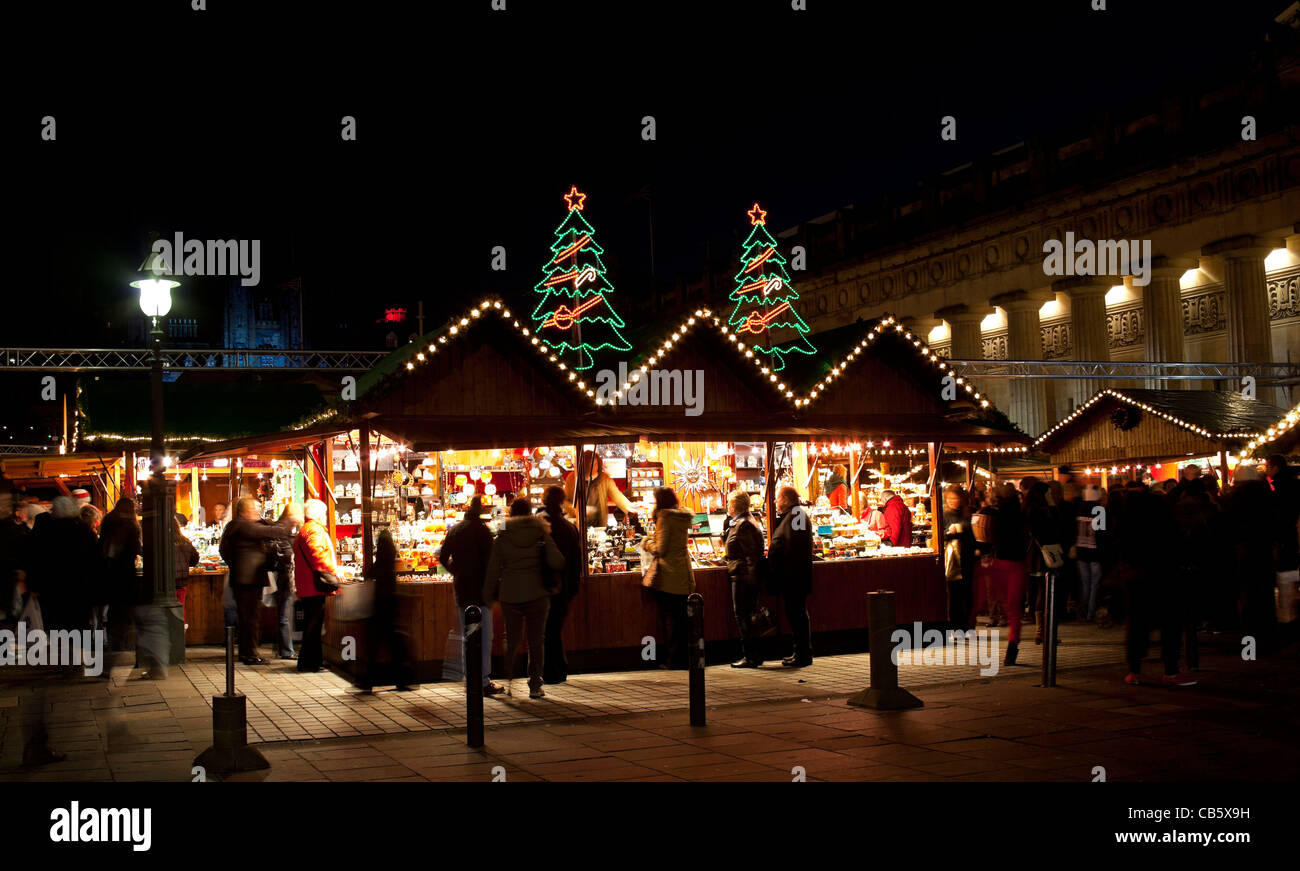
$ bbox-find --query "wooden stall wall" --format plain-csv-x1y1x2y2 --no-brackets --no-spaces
1051,402,1210,465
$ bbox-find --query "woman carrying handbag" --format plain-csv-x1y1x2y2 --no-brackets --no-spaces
641,487,695,669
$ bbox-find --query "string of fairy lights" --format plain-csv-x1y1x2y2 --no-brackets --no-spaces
289,298,1031,465
1033,387,1267,449
1240,401,1300,459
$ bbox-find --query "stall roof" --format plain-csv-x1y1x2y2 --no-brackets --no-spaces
257,298,1030,452
180,422,354,462
1034,388,1285,461
1236,398,1300,460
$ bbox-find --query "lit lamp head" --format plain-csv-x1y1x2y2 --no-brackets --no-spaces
131,250,179,318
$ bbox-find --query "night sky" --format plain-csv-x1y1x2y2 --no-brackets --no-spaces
8,0,1290,354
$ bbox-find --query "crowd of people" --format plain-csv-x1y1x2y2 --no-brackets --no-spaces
938,456,1300,684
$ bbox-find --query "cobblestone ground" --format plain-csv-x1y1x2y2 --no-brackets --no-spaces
4,625,1293,782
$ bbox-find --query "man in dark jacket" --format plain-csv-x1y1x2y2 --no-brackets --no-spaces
439,496,502,693
265,504,303,660
26,497,100,633
218,497,286,664
725,490,767,668
769,485,813,667
540,485,582,684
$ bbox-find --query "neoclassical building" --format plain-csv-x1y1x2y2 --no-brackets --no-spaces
769,7,1300,435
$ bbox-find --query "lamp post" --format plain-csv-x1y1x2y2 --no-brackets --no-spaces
131,252,185,666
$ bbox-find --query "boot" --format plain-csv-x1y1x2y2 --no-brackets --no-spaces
1034,610,1044,645
1004,641,1018,666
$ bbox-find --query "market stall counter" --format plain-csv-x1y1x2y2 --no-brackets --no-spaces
320,554,944,680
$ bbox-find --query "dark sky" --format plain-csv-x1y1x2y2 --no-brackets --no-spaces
9,0,1292,351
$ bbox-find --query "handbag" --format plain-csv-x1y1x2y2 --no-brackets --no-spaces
749,605,777,637
1039,542,1065,570
944,538,962,580
295,534,339,594
640,537,660,589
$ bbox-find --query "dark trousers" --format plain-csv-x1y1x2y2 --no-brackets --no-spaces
652,590,690,668
1126,583,1181,675
503,596,550,692
731,580,763,663
233,585,263,660
364,601,413,688
783,588,812,660
298,595,326,671
949,574,974,630
273,584,294,657
543,593,572,683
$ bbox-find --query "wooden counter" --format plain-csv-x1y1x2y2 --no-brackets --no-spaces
182,569,285,646
321,552,945,682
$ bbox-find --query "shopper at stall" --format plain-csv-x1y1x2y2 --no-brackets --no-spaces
219,496,286,665
210,502,228,525
79,504,102,535
942,484,976,631
563,450,637,527
483,497,565,699
1073,486,1105,624
98,496,141,652
877,489,912,548
25,496,99,633
173,514,199,631
641,486,694,670
0,491,24,628
770,485,814,667
267,502,304,660
360,528,416,692
293,499,340,673
725,489,767,668
440,495,503,694
1116,485,1196,686
540,485,582,684
986,483,1028,665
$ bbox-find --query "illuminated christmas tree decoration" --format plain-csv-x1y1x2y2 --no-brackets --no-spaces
726,204,815,371
532,187,632,370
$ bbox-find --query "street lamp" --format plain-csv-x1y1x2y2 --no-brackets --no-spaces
131,250,185,666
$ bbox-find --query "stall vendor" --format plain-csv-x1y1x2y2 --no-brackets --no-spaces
563,451,638,527
825,465,848,508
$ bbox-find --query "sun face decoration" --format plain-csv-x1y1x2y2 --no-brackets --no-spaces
671,453,709,497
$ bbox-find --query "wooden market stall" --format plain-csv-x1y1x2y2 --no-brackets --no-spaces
1032,388,1285,486
292,300,1029,680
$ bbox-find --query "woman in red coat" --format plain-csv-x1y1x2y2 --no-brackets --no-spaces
293,499,339,672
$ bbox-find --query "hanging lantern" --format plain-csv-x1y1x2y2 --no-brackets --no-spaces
480,470,492,482
455,474,468,487
462,483,476,497
485,483,497,496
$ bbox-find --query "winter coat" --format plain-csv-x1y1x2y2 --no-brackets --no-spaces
642,508,694,595
265,517,297,579
440,515,493,606
219,517,283,587
724,514,765,587
292,519,339,599
26,514,100,630
769,505,813,594
99,504,141,606
881,495,913,547
483,515,564,606
174,535,199,588
542,507,583,599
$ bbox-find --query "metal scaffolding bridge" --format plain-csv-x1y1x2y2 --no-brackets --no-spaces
0,347,389,373
944,359,1300,383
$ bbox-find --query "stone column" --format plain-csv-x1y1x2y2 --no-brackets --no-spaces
991,290,1052,437
1054,277,1111,407
1142,256,1197,389
1203,236,1283,404
934,304,986,360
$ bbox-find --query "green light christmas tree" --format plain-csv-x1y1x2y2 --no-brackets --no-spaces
531,185,633,371
727,202,816,371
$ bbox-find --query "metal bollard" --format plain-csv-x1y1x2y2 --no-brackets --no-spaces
848,591,923,710
1040,572,1059,687
194,625,268,778
687,593,705,727
464,606,484,748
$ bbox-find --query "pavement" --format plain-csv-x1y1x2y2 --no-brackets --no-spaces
2,623,1297,782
